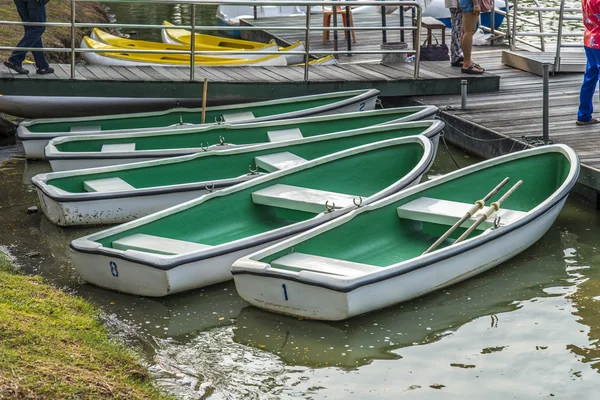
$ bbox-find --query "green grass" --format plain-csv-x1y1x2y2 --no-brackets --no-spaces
0,252,173,400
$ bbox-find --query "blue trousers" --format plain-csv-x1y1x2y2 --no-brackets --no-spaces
8,0,49,70
578,46,600,123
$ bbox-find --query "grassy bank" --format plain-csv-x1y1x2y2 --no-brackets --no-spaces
0,252,173,399
0,0,108,64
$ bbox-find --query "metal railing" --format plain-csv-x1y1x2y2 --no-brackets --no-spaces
0,0,423,81
509,0,583,72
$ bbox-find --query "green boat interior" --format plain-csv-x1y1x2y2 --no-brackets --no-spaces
93,142,426,255
28,94,363,133
52,110,419,153
46,125,428,193
258,152,572,277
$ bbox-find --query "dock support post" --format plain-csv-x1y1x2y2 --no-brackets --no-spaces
304,5,311,81
461,79,468,110
542,62,550,142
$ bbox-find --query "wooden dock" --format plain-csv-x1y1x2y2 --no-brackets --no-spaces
408,47,600,204
0,14,499,101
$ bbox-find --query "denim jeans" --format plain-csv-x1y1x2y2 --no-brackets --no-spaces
577,46,600,122
8,0,50,70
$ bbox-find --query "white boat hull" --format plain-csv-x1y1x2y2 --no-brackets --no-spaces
233,199,565,320
44,95,379,168
36,186,211,226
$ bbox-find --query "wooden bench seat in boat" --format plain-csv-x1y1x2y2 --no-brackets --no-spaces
83,177,135,192
222,111,255,122
396,197,527,230
112,233,211,255
70,125,101,132
271,252,380,277
101,143,136,152
266,128,303,142
255,152,308,172
252,184,357,214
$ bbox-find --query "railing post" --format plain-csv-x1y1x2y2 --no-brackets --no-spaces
381,4,387,43
414,5,421,78
190,3,196,81
554,0,566,73
510,0,518,51
333,4,338,52
303,5,311,82
490,0,495,45
542,63,549,142
70,0,76,79
346,4,352,54
399,4,405,42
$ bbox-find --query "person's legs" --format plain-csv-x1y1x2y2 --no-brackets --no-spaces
461,10,483,73
24,0,49,70
450,8,463,65
7,0,31,66
577,47,600,123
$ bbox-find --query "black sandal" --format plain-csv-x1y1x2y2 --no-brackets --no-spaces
451,56,464,67
461,63,485,75
3,60,29,75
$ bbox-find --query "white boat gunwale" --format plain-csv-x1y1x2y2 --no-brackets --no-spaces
231,144,580,292
42,106,440,161
34,119,443,202
69,136,435,270
17,89,381,142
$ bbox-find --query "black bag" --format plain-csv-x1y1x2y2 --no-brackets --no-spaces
419,35,450,62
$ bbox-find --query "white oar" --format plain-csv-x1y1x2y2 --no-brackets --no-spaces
422,177,510,255
453,180,523,245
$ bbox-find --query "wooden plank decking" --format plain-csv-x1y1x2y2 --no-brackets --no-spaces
409,47,600,202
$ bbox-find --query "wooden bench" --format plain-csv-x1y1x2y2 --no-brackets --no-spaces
112,233,211,255
83,177,135,192
396,197,526,230
413,16,446,49
255,152,308,172
271,252,379,277
266,127,303,142
252,184,357,214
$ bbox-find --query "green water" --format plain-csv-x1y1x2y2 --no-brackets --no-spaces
2,140,600,399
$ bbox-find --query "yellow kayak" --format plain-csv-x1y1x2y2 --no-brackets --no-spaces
80,36,288,67
91,28,279,59
162,21,306,64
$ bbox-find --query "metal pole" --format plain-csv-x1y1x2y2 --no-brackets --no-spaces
70,0,76,79
414,6,421,78
254,5,258,20
381,4,387,43
190,4,196,81
542,63,549,142
510,0,518,51
461,79,468,110
554,0,566,73
333,4,338,52
490,0,495,45
304,5,311,81
346,4,352,54
399,5,405,42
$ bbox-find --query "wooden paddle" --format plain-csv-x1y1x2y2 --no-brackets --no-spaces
453,180,523,245
422,177,510,255
201,78,208,124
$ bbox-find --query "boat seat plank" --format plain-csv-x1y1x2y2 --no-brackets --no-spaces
266,128,303,142
83,177,135,192
255,151,308,172
69,125,101,132
112,233,211,255
101,143,136,152
396,197,526,230
271,252,380,277
222,111,255,122
252,183,356,213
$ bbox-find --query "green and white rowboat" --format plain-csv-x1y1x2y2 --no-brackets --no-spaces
44,106,439,171
232,145,580,321
69,136,435,296
18,89,379,159
34,120,443,226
